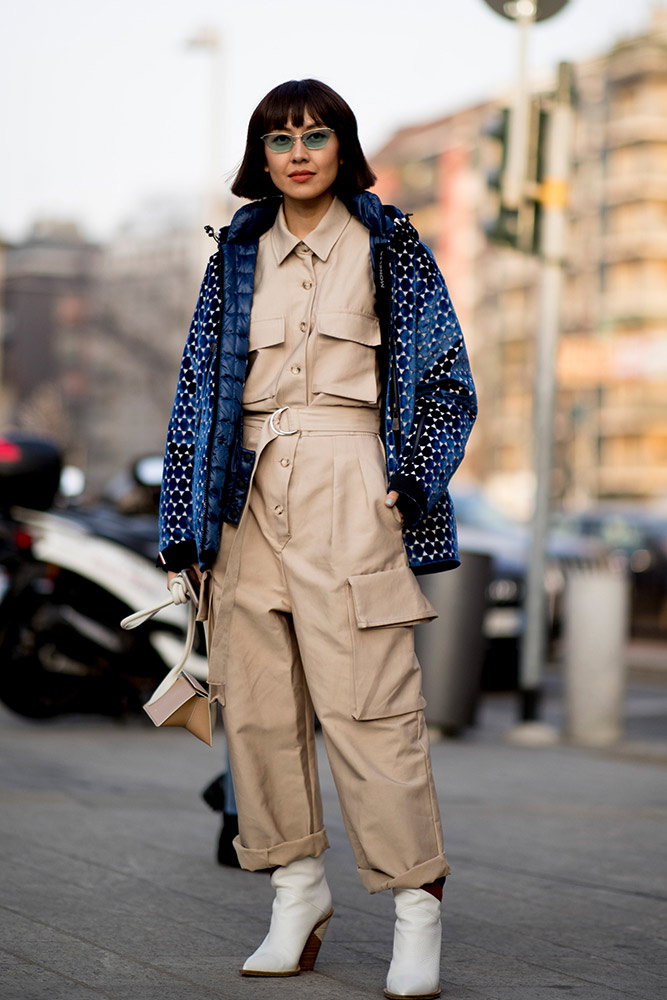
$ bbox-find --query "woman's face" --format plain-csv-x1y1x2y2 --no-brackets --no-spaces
263,111,340,206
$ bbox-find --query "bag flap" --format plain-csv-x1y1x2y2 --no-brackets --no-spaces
317,311,381,347
143,672,213,746
348,566,437,629
249,316,285,351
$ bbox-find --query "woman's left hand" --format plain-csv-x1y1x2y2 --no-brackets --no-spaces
385,491,403,524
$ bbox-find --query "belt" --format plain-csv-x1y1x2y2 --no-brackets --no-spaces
244,405,380,436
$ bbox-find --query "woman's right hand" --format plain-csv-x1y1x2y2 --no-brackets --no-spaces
167,565,201,603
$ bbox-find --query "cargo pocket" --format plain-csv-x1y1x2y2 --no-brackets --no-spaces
312,311,381,403
243,317,285,404
347,566,437,720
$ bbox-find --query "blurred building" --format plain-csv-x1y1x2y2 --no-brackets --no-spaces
371,8,667,517
0,200,220,493
84,198,213,493
2,220,100,467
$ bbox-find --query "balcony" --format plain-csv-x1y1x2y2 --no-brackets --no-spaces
606,115,667,148
601,290,667,324
606,44,667,84
603,172,667,205
599,229,667,262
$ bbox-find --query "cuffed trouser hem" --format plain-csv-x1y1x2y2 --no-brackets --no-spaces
358,853,451,894
233,829,331,871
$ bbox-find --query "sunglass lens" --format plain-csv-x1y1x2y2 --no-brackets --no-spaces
265,133,293,152
303,129,331,149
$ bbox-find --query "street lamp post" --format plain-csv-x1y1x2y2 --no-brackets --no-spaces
186,26,226,225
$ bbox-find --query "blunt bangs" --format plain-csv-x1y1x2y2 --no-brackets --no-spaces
232,79,376,201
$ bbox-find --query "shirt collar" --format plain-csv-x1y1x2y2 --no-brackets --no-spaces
270,197,351,264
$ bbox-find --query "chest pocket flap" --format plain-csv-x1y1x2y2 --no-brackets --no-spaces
248,316,285,351
313,311,381,403
244,317,285,404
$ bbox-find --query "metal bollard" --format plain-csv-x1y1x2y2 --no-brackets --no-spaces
415,551,491,736
564,562,629,746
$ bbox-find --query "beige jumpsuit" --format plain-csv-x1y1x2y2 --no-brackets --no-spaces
206,198,451,893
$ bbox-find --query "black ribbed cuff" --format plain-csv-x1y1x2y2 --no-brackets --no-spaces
157,539,199,572
388,474,428,528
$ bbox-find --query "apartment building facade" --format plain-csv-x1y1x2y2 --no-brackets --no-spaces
371,9,667,516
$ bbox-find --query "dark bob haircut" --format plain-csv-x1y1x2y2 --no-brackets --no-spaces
231,79,376,201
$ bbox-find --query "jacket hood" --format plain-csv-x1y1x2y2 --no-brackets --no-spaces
224,191,400,245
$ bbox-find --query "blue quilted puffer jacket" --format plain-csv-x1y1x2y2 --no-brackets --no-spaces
158,192,477,575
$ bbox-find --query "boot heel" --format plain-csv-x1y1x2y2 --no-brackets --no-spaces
298,908,334,972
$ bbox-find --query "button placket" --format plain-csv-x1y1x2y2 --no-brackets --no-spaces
268,433,298,546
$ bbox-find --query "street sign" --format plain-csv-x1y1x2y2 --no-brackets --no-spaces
481,0,569,22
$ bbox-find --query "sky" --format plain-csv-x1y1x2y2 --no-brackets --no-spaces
1,0,665,241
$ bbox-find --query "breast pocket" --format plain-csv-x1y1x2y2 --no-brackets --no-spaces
312,311,381,404
243,317,285,404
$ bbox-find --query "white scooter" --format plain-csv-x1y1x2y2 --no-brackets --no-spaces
0,435,206,719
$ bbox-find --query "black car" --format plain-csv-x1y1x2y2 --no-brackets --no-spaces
552,504,667,639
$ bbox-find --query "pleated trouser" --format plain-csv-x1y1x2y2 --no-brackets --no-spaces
206,406,450,892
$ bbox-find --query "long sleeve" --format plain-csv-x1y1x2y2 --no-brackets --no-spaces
388,247,477,528
157,258,216,569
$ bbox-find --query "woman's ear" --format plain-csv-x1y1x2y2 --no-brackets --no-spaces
264,165,270,172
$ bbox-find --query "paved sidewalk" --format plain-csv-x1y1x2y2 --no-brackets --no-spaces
1,697,666,1000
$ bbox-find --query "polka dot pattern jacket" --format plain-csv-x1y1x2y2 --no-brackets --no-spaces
158,192,477,575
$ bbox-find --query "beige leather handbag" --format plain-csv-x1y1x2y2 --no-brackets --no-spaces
120,573,213,746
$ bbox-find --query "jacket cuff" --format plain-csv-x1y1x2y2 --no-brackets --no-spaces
157,539,199,572
388,474,428,528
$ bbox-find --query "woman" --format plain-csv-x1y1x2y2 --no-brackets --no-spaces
159,79,476,999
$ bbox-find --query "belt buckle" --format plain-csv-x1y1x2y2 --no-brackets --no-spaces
269,406,298,436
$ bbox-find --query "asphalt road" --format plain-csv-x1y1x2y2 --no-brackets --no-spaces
1,687,666,1000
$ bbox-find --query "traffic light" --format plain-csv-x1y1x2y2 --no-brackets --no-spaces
482,98,549,254
482,107,520,248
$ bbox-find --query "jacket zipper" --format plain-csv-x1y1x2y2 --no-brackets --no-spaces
196,342,218,430
390,343,401,454
408,408,427,462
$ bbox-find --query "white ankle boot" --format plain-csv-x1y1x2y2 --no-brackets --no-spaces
384,888,442,999
241,855,333,977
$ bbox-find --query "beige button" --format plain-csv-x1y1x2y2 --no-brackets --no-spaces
274,504,284,515
280,458,290,467
290,364,301,375
302,280,312,290
299,321,308,332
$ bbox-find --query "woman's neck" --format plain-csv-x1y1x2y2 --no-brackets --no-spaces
283,192,335,239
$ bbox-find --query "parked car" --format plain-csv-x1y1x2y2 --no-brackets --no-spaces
552,504,667,639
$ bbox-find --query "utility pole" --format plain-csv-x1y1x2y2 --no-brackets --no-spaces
481,0,571,735
518,61,574,721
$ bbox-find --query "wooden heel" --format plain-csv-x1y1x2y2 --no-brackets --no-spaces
298,908,334,972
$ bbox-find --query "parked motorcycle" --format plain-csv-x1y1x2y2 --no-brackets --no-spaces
0,432,206,719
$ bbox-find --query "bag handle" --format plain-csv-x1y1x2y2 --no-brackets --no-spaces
120,569,201,703
120,569,199,630
145,600,198,705
120,597,174,630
